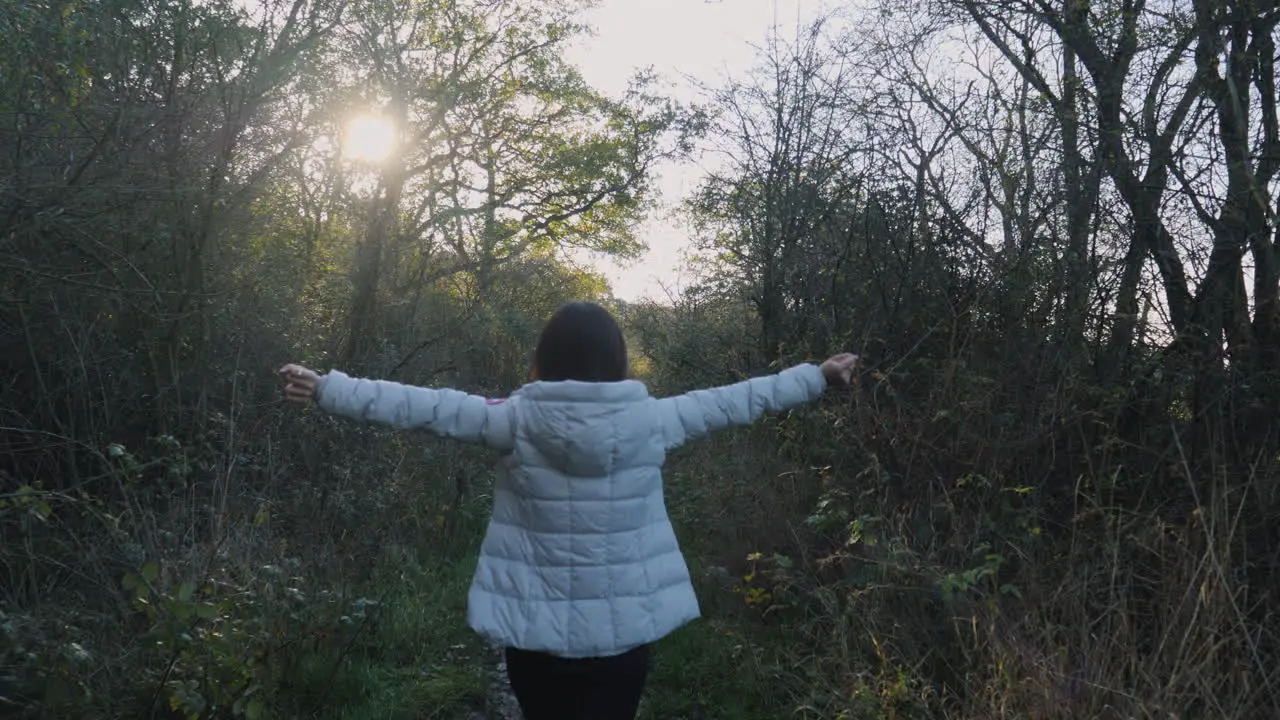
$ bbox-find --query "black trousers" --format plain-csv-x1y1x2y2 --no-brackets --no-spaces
504,644,650,720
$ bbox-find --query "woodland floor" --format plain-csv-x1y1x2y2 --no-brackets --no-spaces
314,547,788,720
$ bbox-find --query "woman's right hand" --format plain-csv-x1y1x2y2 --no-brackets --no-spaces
820,353,859,387
278,364,321,404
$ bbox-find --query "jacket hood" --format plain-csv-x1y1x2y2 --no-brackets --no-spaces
513,380,651,477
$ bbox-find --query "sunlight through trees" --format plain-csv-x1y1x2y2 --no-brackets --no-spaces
342,115,396,162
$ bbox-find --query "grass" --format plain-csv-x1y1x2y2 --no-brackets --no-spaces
300,553,492,720
643,617,795,720
286,535,801,720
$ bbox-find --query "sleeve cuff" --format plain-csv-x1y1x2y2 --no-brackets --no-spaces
789,363,827,397
314,370,349,411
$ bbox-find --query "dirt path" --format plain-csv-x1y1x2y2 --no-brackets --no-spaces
472,643,522,720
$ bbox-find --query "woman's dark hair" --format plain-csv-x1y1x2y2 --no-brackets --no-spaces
533,301,628,382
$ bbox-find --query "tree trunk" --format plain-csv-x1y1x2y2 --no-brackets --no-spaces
1060,20,1095,367
343,164,407,371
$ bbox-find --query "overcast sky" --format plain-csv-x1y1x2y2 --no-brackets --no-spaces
565,0,829,301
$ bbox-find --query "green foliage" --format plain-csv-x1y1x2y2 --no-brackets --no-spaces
0,485,54,523
306,557,490,720
642,619,793,720
736,552,795,615
120,554,372,719
0,607,96,714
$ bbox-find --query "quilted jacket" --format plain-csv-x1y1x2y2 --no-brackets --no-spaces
315,363,828,657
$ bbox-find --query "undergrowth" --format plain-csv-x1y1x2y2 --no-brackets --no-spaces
659,390,1280,719
3,371,1278,720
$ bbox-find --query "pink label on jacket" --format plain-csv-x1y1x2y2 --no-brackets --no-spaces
485,397,507,405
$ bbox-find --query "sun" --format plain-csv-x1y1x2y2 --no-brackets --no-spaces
343,115,395,162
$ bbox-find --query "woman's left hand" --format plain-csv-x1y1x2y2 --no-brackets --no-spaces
820,353,859,387
278,364,321,404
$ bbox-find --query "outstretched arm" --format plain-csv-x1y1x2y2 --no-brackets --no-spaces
278,364,514,451
656,354,857,450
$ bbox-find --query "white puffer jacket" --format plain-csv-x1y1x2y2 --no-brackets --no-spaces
316,363,827,658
